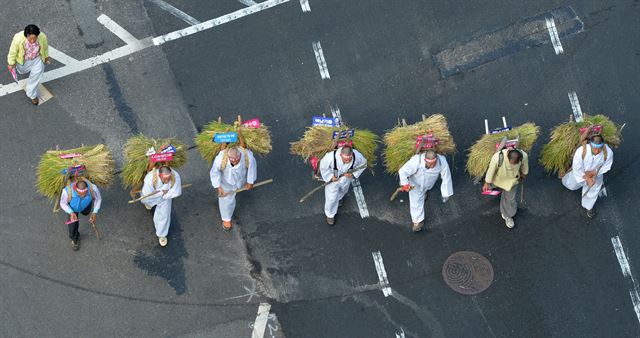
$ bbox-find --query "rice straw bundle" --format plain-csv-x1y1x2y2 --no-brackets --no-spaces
37,144,115,201
383,114,456,174
290,125,380,169
121,135,187,189
540,114,622,176
194,117,272,165
466,122,540,178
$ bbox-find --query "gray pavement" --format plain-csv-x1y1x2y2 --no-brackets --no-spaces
1,0,639,337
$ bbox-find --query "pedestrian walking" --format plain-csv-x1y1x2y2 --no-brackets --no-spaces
7,24,50,105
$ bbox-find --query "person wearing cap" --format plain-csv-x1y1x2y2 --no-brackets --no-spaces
483,145,529,229
398,149,453,232
141,166,182,246
59,178,102,251
210,147,257,230
319,145,367,225
7,24,50,105
562,134,613,218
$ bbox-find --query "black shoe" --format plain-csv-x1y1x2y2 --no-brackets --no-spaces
338,199,344,207
586,209,596,219
71,240,80,251
326,217,335,225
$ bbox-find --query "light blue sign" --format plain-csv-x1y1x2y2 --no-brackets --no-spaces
332,129,355,140
312,116,338,127
490,126,512,134
214,132,238,143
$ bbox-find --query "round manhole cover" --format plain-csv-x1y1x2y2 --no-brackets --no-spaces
442,251,494,295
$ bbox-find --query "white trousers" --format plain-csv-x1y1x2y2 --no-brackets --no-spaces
218,192,237,222
16,58,44,99
152,199,172,237
324,178,351,218
408,186,428,224
562,172,602,210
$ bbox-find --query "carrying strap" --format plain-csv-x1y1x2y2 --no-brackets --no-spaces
66,177,94,203
333,149,356,175
220,148,250,171
582,144,607,161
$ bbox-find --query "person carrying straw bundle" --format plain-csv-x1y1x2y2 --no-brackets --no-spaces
198,116,270,230
467,120,539,229
37,144,114,251
122,135,187,247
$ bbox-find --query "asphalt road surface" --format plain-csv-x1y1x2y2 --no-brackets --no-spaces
1,0,639,337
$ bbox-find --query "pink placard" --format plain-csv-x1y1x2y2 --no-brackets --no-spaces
150,153,173,163
482,190,501,196
59,153,83,159
310,156,319,171
242,118,261,129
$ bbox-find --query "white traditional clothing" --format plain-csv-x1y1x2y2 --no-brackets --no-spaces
141,169,182,237
320,148,367,218
398,154,453,224
562,144,613,210
210,148,257,222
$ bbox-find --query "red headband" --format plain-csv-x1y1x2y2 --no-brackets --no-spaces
73,182,88,193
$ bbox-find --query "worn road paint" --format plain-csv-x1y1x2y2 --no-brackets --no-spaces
147,0,201,25
545,16,564,55
612,236,640,324
352,178,370,218
568,91,583,122
238,0,259,6
312,41,331,79
300,0,311,12
372,251,392,297
251,303,271,338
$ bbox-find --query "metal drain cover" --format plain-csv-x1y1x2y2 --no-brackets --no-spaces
442,251,494,295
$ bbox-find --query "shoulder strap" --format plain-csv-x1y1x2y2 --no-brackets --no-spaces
242,148,249,168
220,149,228,171
66,182,73,203
582,144,587,160
603,146,608,161
498,150,504,167
152,169,158,188
350,151,356,170
170,174,176,189
333,150,338,173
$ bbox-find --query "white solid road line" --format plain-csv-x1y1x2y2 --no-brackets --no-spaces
352,178,370,218
568,91,584,122
49,47,79,65
545,16,564,55
153,0,290,46
611,236,640,324
251,303,271,338
0,0,290,97
372,251,392,297
300,0,311,12
97,14,140,45
238,0,259,6
147,0,200,25
312,41,330,79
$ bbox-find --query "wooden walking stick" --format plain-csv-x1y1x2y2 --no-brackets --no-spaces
89,219,102,240
299,164,368,203
218,179,274,197
390,186,413,201
128,184,192,203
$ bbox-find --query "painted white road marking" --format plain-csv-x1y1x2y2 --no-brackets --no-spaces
0,0,290,97
484,119,489,134
153,0,290,46
97,14,140,45
147,0,200,25
568,91,584,122
239,0,259,6
395,328,406,338
372,251,392,297
330,105,342,130
352,178,370,218
312,41,331,79
501,116,507,128
545,16,564,55
300,0,311,12
611,236,640,324
49,47,79,65
251,303,271,338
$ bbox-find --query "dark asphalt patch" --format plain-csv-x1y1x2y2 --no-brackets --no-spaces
433,6,584,78
133,211,188,295
102,63,140,134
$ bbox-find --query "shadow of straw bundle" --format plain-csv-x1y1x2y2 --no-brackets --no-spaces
121,135,187,189
37,144,115,201
194,119,272,165
540,114,622,177
383,114,456,175
466,122,540,178
290,125,380,169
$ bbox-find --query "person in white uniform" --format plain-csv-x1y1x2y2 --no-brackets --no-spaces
141,166,182,246
562,134,613,218
210,147,256,230
320,146,367,225
398,149,453,232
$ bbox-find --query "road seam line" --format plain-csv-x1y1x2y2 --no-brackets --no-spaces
251,303,271,338
147,0,201,25
611,236,640,324
312,41,330,79
545,16,564,55
372,251,392,297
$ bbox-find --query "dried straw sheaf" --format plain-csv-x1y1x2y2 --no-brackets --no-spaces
383,114,456,174
194,117,272,165
540,114,622,176
290,125,380,169
466,122,540,178
37,144,115,201
121,135,187,189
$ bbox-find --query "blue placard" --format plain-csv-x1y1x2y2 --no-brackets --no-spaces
332,129,355,140
490,126,512,134
214,132,238,143
160,143,176,154
312,116,338,127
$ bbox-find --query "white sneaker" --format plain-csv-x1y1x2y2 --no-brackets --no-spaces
501,214,515,228
159,237,168,246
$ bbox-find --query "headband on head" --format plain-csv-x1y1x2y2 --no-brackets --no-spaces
590,142,604,149
159,172,172,178
73,182,88,193
424,157,437,164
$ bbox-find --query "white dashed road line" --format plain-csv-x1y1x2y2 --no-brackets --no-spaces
97,14,140,45
312,41,331,80
545,16,564,55
251,303,271,338
49,47,79,65
372,251,392,297
330,105,342,129
611,236,640,324
147,0,201,25
352,178,370,218
568,91,583,122
300,0,311,12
